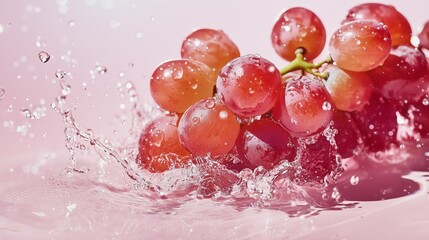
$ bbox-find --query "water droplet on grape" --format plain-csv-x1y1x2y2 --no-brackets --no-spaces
422,98,429,106
248,88,255,94
190,83,198,89
192,117,200,124
204,98,215,109
322,101,331,111
152,130,164,147
38,51,50,63
172,67,183,79
268,66,276,73
219,110,228,119
350,175,359,185
55,69,66,79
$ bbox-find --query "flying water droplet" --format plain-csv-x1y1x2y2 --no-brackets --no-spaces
38,51,50,63
322,101,331,111
192,117,200,124
350,175,359,185
205,98,215,109
68,20,76,27
96,65,107,74
190,83,198,89
55,69,67,79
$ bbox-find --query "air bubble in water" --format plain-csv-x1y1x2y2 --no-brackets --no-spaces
322,101,331,111
350,175,359,185
422,98,429,106
38,51,50,63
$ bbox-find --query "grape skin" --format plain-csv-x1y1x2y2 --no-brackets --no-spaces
150,59,216,113
178,97,240,157
324,65,373,112
329,20,391,72
235,118,297,170
216,55,282,118
271,7,326,61
181,28,240,76
368,45,429,103
343,3,412,46
138,115,191,173
272,75,335,137
351,93,398,152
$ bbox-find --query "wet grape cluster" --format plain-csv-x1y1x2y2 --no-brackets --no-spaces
137,3,429,190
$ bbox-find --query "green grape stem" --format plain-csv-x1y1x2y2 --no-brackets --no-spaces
279,48,333,79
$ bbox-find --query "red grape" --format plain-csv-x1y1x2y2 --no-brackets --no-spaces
418,21,429,50
351,93,398,152
178,97,240,157
271,7,326,61
329,20,391,72
332,110,360,158
368,45,429,103
296,135,339,184
343,3,412,46
216,55,281,117
138,114,191,173
181,28,240,76
150,59,216,113
272,75,335,137
235,118,297,170
324,65,373,112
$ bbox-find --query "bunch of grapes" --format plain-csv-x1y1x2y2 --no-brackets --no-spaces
137,3,429,191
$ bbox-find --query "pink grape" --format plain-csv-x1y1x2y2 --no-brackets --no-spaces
324,65,373,112
150,59,216,113
272,75,335,137
351,93,398,152
329,20,391,72
343,3,412,46
216,55,281,117
332,110,360,158
138,114,191,173
178,97,240,157
271,7,326,61
181,28,240,76
235,118,297,170
368,45,429,103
